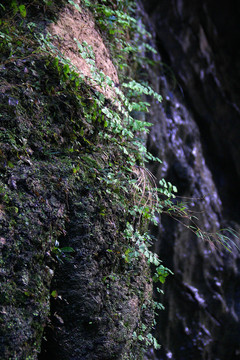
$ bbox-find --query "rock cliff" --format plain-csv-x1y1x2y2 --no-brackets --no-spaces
1,1,240,360
142,1,240,359
0,1,155,359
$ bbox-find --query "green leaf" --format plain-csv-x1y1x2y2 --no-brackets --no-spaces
60,247,75,253
68,0,82,12
7,161,14,168
51,290,58,298
63,64,70,74
18,4,26,17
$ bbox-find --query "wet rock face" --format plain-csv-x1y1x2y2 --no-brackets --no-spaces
140,1,240,359
0,160,68,359
143,0,240,219
39,185,153,360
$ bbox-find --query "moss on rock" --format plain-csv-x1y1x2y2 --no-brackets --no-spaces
0,1,155,359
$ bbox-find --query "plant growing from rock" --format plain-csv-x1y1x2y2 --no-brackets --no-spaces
0,0,239,358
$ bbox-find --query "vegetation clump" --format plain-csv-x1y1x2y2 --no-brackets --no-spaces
1,0,238,359
0,0,167,358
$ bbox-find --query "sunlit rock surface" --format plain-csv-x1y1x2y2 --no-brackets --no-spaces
141,0,240,359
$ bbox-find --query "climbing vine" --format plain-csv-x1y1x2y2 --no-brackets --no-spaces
0,0,239,358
